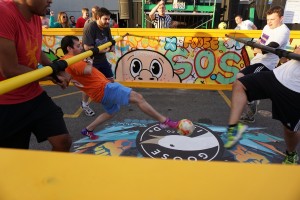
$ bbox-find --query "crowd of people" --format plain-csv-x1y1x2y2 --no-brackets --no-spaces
0,0,299,165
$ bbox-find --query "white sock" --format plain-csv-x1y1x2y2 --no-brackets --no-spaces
82,101,89,107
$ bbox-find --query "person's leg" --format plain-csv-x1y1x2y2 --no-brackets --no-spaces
86,112,114,131
283,126,299,152
282,126,299,164
48,134,72,151
224,80,249,148
32,92,72,152
129,91,166,123
228,80,248,125
81,92,95,117
129,91,178,128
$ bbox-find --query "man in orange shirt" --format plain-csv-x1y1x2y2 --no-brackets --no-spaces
61,36,179,139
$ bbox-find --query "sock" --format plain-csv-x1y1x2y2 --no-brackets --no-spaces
82,101,89,107
228,124,237,128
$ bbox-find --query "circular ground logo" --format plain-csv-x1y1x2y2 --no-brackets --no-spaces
136,123,224,161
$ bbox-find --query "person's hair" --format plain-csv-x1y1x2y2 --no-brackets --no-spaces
266,6,284,17
69,15,74,19
57,12,70,28
61,36,79,54
82,8,89,13
91,5,100,20
235,15,242,19
96,7,111,19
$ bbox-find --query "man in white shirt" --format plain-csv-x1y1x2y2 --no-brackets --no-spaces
223,46,300,165
236,6,290,123
234,15,257,30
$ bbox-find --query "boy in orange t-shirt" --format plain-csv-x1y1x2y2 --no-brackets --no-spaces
61,36,179,139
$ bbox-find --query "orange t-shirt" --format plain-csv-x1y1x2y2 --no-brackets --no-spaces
63,55,109,102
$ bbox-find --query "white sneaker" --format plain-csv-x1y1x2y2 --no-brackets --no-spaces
81,104,95,116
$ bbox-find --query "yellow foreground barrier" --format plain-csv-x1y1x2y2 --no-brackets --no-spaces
0,148,300,200
0,35,126,95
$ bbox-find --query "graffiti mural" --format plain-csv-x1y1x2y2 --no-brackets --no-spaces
42,34,299,85
72,119,288,164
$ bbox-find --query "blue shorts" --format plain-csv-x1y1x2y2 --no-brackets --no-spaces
101,82,132,115
93,59,114,79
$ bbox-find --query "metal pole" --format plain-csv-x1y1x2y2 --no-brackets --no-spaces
225,34,300,61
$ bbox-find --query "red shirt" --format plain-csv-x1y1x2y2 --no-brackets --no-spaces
0,0,43,104
76,17,87,28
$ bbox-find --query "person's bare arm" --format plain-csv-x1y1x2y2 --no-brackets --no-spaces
251,24,257,30
83,63,93,75
149,0,164,20
0,37,33,78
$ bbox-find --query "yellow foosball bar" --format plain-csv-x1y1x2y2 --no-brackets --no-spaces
0,35,127,96
0,148,299,200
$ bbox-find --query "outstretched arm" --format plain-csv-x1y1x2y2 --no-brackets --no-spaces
149,0,164,20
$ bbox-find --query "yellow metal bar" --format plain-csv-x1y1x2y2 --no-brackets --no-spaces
43,28,300,39
0,148,300,200
119,81,232,90
0,35,126,95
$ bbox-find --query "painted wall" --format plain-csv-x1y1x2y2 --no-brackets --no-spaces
42,28,300,86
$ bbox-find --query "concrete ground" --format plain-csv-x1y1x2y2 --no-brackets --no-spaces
29,84,299,164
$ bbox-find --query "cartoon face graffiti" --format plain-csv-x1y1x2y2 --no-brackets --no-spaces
115,49,181,82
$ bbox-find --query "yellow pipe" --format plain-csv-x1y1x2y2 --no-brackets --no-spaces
0,35,126,95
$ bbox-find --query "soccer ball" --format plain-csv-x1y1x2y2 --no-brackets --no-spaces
177,119,195,136
218,22,227,29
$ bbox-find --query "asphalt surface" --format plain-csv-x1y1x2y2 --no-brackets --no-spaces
30,85,281,143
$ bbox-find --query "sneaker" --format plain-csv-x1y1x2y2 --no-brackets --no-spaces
248,101,258,116
81,104,95,117
224,123,248,149
159,118,179,129
81,128,99,140
239,113,255,123
239,101,257,123
282,151,299,164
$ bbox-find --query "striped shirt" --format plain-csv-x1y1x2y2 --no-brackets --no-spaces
152,14,172,28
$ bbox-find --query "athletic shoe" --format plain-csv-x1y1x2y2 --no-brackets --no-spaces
239,113,255,123
159,118,179,129
248,101,258,116
282,151,299,164
239,101,257,123
81,128,99,140
81,104,95,117
224,123,248,149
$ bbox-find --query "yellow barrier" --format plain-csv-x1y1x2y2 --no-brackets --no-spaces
0,35,126,95
0,148,300,200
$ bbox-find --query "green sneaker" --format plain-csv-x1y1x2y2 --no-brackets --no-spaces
224,123,248,149
282,151,299,164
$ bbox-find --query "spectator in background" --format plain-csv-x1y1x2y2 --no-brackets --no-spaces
40,15,49,28
80,7,115,117
49,11,70,28
69,16,76,28
110,18,119,28
149,0,172,28
85,5,100,26
234,15,257,30
76,8,89,28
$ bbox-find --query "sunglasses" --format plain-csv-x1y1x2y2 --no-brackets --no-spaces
62,16,67,18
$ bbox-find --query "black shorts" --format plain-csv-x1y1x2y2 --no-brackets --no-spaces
240,63,269,75
93,59,113,78
0,92,69,149
239,71,300,131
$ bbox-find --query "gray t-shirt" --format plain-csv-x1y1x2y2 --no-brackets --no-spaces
82,21,113,63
